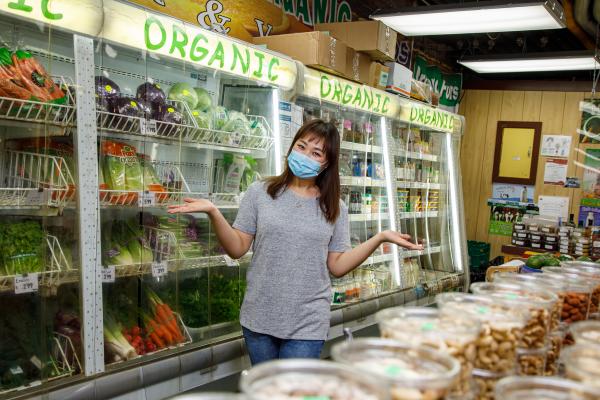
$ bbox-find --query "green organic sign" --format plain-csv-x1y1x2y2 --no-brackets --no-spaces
408,103,455,131
489,220,513,236
413,55,462,108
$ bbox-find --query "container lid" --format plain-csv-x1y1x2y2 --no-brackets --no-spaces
493,272,567,293
540,268,596,292
435,292,529,328
561,344,600,385
561,261,600,270
570,321,600,346
470,282,558,310
559,266,600,281
169,395,246,400
239,359,387,400
375,306,481,345
494,376,600,400
331,338,460,390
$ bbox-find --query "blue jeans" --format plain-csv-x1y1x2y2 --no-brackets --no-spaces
242,326,325,365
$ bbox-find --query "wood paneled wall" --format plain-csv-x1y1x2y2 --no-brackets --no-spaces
459,89,592,258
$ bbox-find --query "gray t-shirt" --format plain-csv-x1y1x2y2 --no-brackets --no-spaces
233,181,351,340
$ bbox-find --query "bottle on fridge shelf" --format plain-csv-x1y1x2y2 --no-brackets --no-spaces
362,190,372,214
342,119,352,142
350,191,362,214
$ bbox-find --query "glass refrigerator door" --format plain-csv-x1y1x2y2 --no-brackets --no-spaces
0,15,83,395
387,116,466,296
294,96,396,306
94,13,279,368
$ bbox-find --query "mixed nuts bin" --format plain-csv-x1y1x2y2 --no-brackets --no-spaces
181,262,600,400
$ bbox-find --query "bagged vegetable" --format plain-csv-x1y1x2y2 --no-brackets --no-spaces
136,82,166,108
240,156,261,192
102,221,135,266
168,82,198,110
162,106,184,125
223,153,247,194
211,106,228,130
191,109,211,130
112,97,144,117
95,76,119,112
101,141,144,204
0,220,44,276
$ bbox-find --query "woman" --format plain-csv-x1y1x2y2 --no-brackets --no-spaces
168,119,422,364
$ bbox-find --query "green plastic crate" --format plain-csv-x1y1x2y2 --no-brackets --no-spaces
468,240,490,269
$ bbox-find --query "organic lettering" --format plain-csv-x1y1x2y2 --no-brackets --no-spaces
296,0,311,25
252,51,265,78
208,41,225,68
41,0,62,20
283,0,294,14
268,57,280,82
362,87,373,110
332,80,342,102
313,0,328,24
342,84,352,104
169,25,188,58
373,93,382,113
352,86,362,107
232,43,250,74
382,97,390,114
410,106,418,122
190,33,209,61
145,17,167,51
8,0,32,12
320,75,332,98
329,0,337,22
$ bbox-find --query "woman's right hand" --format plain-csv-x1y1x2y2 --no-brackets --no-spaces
167,198,216,215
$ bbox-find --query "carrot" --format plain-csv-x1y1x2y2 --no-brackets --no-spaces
148,332,165,349
155,304,183,342
147,317,173,345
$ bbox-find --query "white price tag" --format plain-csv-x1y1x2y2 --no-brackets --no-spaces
140,119,157,136
137,191,156,207
23,188,47,206
102,266,115,283
223,255,238,267
152,261,168,277
14,273,39,294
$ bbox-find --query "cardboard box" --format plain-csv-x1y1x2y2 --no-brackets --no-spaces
385,62,412,97
253,31,347,77
368,62,390,90
345,48,371,83
315,21,397,62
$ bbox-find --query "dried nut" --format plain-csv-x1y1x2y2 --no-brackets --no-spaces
561,292,591,324
544,333,564,376
474,325,520,373
473,371,503,400
517,348,546,376
391,386,446,400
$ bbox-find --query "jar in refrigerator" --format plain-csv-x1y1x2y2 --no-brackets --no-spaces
436,292,528,374
332,338,460,400
561,344,600,388
570,320,600,346
349,191,362,214
541,268,595,323
494,376,600,400
239,359,388,400
375,307,480,397
470,282,558,349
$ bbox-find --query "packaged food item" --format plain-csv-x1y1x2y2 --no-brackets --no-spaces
470,282,558,349
375,307,480,396
545,329,565,376
516,346,547,376
494,376,600,400
560,262,600,315
541,268,595,323
570,320,600,346
436,293,528,373
239,359,387,400
561,344,600,388
332,338,460,400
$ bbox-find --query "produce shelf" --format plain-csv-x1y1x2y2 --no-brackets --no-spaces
394,149,439,162
397,211,439,219
340,141,383,154
340,176,386,187
0,76,76,135
0,235,77,293
0,149,76,213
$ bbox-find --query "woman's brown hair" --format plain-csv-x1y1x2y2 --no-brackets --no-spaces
266,119,341,223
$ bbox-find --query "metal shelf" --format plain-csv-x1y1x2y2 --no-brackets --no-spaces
361,253,394,267
348,213,389,222
397,211,439,219
394,149,439,162
340,176,386,187
403,246,442,258
396,181,442,190
340,141,383,154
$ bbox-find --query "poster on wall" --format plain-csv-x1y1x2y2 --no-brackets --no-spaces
413,55,462,112
579,100,600,143
543,158,568,185
488,201,530,236
538,195,569,221
581,148,600,207
127,0,353,41
540,135,571,157
578,206,600,227
491,183,534,203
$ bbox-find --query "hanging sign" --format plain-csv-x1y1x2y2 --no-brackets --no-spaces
0,0,104,36
302,67,402,117
413,55,462,110
398,101,463,134
101,0,298,90
126,0,352,42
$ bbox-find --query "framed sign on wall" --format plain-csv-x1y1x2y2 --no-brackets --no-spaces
492,121,542,185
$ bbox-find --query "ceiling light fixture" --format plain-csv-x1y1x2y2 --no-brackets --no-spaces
458,51,600,73
371,0,565,36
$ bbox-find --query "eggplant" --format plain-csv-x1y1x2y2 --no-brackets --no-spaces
95,76,120,99
112,97,143,117
136,82,166,107
162,106,183,124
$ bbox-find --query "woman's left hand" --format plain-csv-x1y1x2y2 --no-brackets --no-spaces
378,231,424,250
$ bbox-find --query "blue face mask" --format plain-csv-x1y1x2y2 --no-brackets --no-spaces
287,150,323,179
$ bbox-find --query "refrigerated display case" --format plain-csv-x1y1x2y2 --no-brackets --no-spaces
294,67,467,315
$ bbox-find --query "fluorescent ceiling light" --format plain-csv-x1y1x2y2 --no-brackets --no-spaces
458,52,600,73
371,0,565,36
